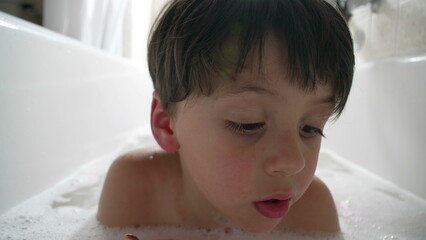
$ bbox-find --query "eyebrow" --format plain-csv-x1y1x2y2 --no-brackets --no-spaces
221,84,335,105
221,84,275,97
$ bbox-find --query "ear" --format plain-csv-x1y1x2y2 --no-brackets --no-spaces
150,91,180,152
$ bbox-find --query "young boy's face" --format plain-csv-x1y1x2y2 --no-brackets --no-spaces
170,35,334,232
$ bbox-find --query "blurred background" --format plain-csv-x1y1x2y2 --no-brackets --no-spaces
0,0,169,67
0,0,425,64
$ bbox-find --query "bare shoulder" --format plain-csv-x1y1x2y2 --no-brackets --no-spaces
97,147,180,226
280,176,340,233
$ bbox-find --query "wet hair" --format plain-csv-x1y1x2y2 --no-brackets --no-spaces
148,0,354,117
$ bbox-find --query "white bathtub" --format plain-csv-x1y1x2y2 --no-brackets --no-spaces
1,11,425,240
0,11,152,213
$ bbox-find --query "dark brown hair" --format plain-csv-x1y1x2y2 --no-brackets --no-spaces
148,0,354,117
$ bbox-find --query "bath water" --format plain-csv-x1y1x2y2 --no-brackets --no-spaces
1,130,425,240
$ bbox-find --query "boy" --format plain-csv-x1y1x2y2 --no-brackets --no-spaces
98,0,354,233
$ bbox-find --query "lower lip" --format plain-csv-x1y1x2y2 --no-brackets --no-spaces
253,199,291,219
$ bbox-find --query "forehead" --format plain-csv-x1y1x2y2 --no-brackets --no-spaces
213,34,334,98
176,34,336,115
212,78,335,107
178,72,334,118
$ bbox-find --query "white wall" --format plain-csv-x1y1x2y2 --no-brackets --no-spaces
350,0,426,61
322,0,426,199
322,56,426,199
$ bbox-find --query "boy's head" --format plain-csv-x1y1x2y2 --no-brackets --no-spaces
148,0,354,117
147,0,354,232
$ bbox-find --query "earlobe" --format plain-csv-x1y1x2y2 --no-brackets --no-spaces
150,92,180,152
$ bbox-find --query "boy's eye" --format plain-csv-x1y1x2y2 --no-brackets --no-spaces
226,121,266,135
300,125,325,138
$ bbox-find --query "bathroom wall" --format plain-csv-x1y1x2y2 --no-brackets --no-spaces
351,0,426,61
322,0,426,199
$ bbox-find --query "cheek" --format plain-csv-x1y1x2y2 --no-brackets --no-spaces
196,144,255,203
297,149,319,193
175,112,255,203
215,153,252,194
305,147,319,171
189,139,254,206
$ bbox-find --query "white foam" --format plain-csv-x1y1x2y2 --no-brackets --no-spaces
1,134,425,240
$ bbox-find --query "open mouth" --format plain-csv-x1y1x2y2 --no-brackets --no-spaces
264,199,280,203
253,194,292,219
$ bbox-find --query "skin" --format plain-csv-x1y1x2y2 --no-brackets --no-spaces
97,35,340,233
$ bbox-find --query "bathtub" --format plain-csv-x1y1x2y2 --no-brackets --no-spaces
0,11,152,213
1,11,425,240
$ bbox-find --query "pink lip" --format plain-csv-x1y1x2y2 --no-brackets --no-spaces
253,193,293,219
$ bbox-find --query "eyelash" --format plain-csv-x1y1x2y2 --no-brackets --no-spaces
300,125,325,138
225,121,266,135
226,121,325,138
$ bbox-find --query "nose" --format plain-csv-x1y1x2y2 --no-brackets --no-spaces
262,131,305,176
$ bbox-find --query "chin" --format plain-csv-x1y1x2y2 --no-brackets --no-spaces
238,219,280,233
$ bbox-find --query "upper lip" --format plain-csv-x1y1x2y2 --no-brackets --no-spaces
255,192,294,202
